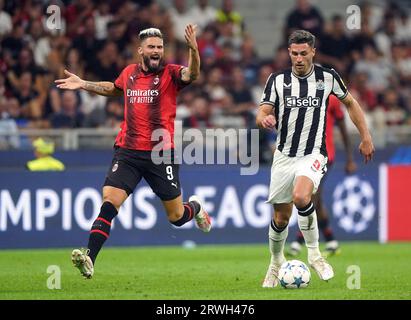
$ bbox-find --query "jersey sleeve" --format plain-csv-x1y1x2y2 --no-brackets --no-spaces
169,64,191,91
114,66,129,90
259,73,277,107
330,69,348,100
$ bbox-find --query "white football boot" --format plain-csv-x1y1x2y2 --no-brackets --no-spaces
309,256,334,281
71,248,94,279
262,262,282,288
189,195,211,233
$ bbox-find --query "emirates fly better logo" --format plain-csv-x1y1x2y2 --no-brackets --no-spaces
127,89,159,104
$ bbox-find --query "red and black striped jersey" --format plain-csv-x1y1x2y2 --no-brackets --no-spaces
114,63,190,150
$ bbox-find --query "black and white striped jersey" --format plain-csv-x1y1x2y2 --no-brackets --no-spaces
260,64,348,158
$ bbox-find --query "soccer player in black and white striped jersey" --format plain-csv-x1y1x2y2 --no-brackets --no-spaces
257,30,374,287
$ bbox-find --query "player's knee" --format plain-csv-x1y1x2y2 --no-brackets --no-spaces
292,191,311,208
273,215,289,228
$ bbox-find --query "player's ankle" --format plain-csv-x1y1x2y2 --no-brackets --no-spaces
271,254,285,266
307,248,322,263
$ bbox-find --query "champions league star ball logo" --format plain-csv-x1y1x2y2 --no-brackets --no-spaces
332,176,375,233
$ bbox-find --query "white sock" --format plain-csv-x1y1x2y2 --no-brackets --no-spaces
297,202,322,263
268,220,288,265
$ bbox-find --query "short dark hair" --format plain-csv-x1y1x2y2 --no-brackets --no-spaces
138,28,163,41
288,30,316,48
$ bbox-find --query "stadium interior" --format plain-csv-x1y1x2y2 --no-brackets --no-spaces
0,0,410,301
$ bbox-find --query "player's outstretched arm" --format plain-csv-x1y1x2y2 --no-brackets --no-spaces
55,69,122,97
256,104,276,130
341,92,375,163
181,24,200,82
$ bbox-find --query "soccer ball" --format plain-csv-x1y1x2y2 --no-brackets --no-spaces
278,260,311,289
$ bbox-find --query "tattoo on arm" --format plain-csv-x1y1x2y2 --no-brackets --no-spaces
181,68,195,82
83,81,121,96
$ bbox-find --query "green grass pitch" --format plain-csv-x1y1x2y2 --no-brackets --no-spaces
0,242,410,300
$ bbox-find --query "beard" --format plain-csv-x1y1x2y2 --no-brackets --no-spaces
142,54,164,73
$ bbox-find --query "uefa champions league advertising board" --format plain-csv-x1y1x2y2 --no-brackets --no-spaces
0,165,380,248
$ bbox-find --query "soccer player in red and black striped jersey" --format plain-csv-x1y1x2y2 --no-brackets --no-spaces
56,25,211,279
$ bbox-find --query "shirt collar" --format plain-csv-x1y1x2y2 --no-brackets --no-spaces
138,63,165,77
292,64,314,79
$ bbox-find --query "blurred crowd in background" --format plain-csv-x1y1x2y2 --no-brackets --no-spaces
1,0,411,152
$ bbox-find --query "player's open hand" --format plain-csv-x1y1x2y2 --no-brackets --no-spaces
55,69,84,90
261,115,276,130
359,138,374,164
184,24,198,51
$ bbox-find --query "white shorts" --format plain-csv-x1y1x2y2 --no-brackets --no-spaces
267,149,328,204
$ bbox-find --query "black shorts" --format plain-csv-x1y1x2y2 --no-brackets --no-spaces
104,147,181,201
